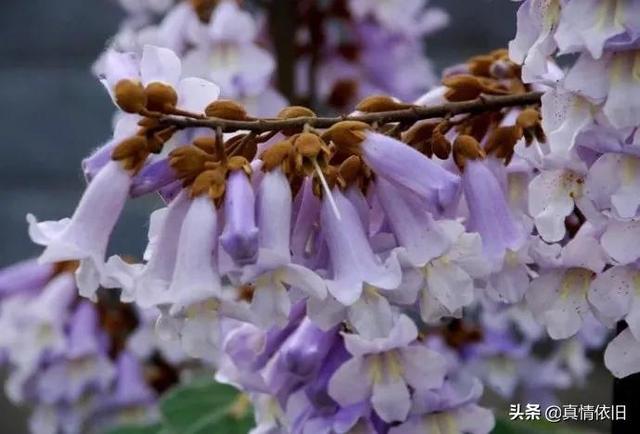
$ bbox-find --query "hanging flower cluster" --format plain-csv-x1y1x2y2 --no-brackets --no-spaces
510,0,640,378
4,0,638,433
0,259,185,434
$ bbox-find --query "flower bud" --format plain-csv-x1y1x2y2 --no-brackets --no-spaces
114,79,146,114
355,95,411,113
205,100,247,120
144,82,178,113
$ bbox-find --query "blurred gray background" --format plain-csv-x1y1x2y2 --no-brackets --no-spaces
0,0,525,432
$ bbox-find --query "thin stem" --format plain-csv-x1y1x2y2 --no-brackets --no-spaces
159,92,543,133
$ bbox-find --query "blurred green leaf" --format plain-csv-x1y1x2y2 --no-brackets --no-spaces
105,424,163,434
160,379,254,434
106,378,254,434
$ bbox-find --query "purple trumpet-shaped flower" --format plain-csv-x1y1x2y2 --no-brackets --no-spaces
242,169,327,328
389,373,494,434
360,132,460,212
462,159,526,265
328,315,447,423
221,169,259,265
320,187,401,305
104,190,190,307
27,161,132,300
130,158,179,197
263,319,339,405
375,177,451,267
36,302,114,405
0,259,54,298
167,194,222,312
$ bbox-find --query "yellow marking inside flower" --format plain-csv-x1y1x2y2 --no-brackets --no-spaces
622,156,639,186
633,52,640,82
632,272,640,297
369,355,383,384
384,351,404,379
427,412,459,434
542,0,561,31
597,0,617,29
560,268,592,300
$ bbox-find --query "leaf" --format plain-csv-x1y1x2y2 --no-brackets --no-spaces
159,378,254,434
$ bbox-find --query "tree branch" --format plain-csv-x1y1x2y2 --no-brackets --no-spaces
159,91,543,133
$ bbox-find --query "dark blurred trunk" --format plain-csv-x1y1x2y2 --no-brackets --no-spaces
268,0,298,102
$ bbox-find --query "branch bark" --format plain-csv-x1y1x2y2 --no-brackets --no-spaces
159,91,543,133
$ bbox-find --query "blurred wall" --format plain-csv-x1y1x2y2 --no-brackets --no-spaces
0,0,518,432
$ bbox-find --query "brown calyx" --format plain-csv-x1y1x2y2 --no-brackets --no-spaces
321,120,370,156
190,0,218,22
111,135,151,173
516,108,546,145
191,167,227,201
291,132,332,175
485,125,524,164
169,144,218,186
53,260,80,276
453,135,486,170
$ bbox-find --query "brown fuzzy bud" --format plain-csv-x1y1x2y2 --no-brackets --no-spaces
431,132,452,160
192,136,217,154
114,79,147,114
321,121,370,154
205,100,247,120
260,140,293,171
278,106,316,136
442,75,483,102
467,55,494,77
144,82,178,113
191,168,226,200
453,135,486,170
278,106,316,119
355,95,412,113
